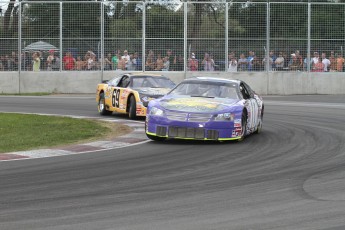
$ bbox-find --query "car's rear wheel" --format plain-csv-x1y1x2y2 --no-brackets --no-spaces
98,93,112,116
238,111,247,142
128,96,137,119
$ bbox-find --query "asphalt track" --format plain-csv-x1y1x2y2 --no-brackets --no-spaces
1,94,345,230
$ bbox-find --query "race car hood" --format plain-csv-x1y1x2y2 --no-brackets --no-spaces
134,87,171,98
157,96,241,113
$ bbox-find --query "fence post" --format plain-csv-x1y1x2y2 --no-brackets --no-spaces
60,2,63,72
18,2,22,93
184,1,187,75
307,2,311,72
266,2,270,73
101,1,104,81
225,2,229,72
142,1,146,72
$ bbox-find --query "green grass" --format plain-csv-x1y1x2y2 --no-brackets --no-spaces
0,113,110,153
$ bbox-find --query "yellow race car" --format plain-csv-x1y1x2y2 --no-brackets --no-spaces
96,73,176,119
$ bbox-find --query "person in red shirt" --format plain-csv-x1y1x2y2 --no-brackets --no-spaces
63,52,76,70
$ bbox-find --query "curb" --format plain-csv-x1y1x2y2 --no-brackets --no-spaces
0,117,149,162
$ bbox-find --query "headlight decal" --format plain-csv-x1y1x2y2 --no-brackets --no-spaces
149,107,164,116
214,113,235,121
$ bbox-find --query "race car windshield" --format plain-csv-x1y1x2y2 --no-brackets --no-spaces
131,76,175,89
170,81,240,99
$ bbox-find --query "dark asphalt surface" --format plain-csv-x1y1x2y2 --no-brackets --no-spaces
1,94,345,230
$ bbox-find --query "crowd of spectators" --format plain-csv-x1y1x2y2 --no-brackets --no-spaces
1,49,344,72
224,50,345,72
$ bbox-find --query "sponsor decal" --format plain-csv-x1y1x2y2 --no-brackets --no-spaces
162,98,228,113
234,119,241,127
232,129,241,137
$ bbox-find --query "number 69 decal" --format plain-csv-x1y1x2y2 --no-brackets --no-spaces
112,89,120,108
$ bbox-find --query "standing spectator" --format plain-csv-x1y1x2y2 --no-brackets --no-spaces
175,54,184,71
46,50,56,71
312,57,324,72
247,51,255,71
10,52,18,71
336,53,344,72
252,55,262,71
312,51,319,66
227,55,237,72
127,53,137,71
0,56,4,71
162,56,170,71
122,50,130,70
63,51,76,70
111,53,118,70
202,53,215,71
75,56,85,70
269,50,277,70
104,53,112,70
238,53,247,71
188,53,198,71
22,52,31,71
295,50,303,70
303,53,312,71
145,53,155,71
4,55,10,70
37,51,44,70
155,54,164,71
86,52,96,70
117,55,126,70
289,53,300,71
32,52,40,72
134,52,142,71
262,54,273,71
275,52,285,71
167,49,176,71
329,51,336,72
52,53,60,71
321,52,330,72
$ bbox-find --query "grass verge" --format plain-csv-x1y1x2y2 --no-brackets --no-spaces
0,92,51,96
0,113,132,153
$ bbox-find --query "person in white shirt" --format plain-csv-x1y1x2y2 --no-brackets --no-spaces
321,52,331,72
122,50,130,70
227,56,238,72
127,53,137,71
274,52,285,71
312,51,319,65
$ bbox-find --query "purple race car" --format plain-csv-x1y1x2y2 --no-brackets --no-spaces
145,77,264,141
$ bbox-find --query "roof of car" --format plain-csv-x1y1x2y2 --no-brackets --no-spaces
186,77,241,84
128,73,165,77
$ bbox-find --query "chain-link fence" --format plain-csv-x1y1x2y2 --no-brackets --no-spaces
1,1,345,72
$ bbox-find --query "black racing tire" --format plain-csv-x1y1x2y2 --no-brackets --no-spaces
254,108,264,134
128,96,137,119
98,93,112,116
238,110,247,142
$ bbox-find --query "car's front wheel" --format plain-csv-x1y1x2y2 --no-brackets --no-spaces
238,111,247,142
254,107,264,134
98,93,112,116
